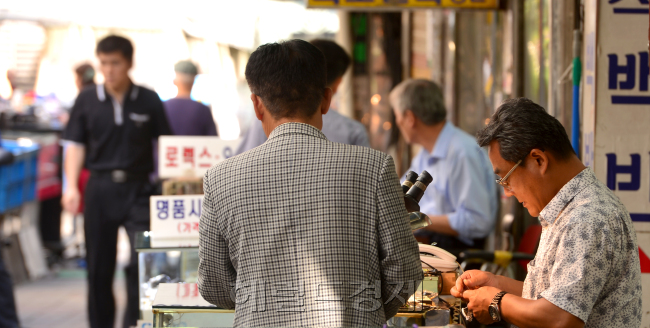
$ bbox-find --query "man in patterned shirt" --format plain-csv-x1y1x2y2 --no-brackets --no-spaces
451,98,641,327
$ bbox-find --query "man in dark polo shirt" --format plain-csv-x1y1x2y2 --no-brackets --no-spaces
61,35,172,328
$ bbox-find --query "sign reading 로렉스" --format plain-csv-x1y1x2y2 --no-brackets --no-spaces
158,136,240,178
307,0,499,9
149,195,204,247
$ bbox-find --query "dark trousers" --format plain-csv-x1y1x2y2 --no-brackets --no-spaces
84,175,152,328
0,252,19,328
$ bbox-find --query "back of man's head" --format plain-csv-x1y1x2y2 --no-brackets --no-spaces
75,64,95,86
245,39,326,119
174,60,198,87
96,35,133,62
389,79,446,126
476,98,575,163
309,39,350,87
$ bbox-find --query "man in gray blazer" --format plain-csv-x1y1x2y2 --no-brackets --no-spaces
198,39,423,327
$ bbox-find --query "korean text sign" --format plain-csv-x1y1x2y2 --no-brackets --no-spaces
150,195,204,243
158,136,240,178
583,0,650,225
582,1,650,325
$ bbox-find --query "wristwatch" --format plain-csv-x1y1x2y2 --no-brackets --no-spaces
488,291,508,322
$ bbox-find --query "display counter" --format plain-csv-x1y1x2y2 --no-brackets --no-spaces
138,231,465,327
135,232,200,323
152,283,234,327
152,282,462,328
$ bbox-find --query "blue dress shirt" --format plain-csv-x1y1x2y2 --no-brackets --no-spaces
404,121,498,246
235,109,370,155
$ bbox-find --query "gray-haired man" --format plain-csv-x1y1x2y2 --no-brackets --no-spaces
389,79,498,254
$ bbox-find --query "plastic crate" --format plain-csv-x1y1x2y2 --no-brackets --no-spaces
0,140,39,214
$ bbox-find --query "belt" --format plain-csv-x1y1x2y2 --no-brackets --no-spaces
90,170,149,183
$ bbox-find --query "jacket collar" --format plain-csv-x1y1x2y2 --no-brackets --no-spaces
268,122,328,141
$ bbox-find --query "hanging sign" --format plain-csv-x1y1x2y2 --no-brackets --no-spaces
582,0,650,227
158,136,240,178
149,195,204,247
582,0,650,325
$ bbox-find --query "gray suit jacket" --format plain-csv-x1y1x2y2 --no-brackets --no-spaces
198,122,423,327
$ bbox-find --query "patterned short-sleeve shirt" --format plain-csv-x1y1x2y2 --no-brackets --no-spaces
522,168,642,327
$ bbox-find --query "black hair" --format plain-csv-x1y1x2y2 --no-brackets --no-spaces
245,39,327,119
96,35,134,62
309,39,350,87
476,98,575,163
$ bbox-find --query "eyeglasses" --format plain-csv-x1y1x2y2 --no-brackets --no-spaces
495,160,522,189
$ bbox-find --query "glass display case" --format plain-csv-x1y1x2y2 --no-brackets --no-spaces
152,283,234,327
135,232,200,323
138,231,465,327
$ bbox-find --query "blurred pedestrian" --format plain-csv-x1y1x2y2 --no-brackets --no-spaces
61,35,172,328
235,39,369,154
164,60,217,136
75,63,96,92
70,63,95,213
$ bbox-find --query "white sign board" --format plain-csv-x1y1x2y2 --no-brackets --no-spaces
582,0,650,325
591,0,650,225
158,136,240,178
150,195,203,247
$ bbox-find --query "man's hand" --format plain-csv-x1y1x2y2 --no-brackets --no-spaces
451,270,498,297
461,286,501,325
62,187,81,215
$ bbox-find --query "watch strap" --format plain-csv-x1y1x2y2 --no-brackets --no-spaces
492,291,507,306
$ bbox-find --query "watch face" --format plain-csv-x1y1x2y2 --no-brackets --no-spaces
489,305,498,320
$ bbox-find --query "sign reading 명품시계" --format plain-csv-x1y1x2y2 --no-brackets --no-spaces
149,195,204,247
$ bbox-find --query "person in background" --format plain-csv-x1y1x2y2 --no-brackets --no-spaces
0,132,19,328
61,35,172,328
452,98,641,327
71,63,95,209
198,40,422,326
75,63,96,92
235,39,369,154
389,79,498,254
60,63,96,211
38,63,96,257
163,60,217,136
